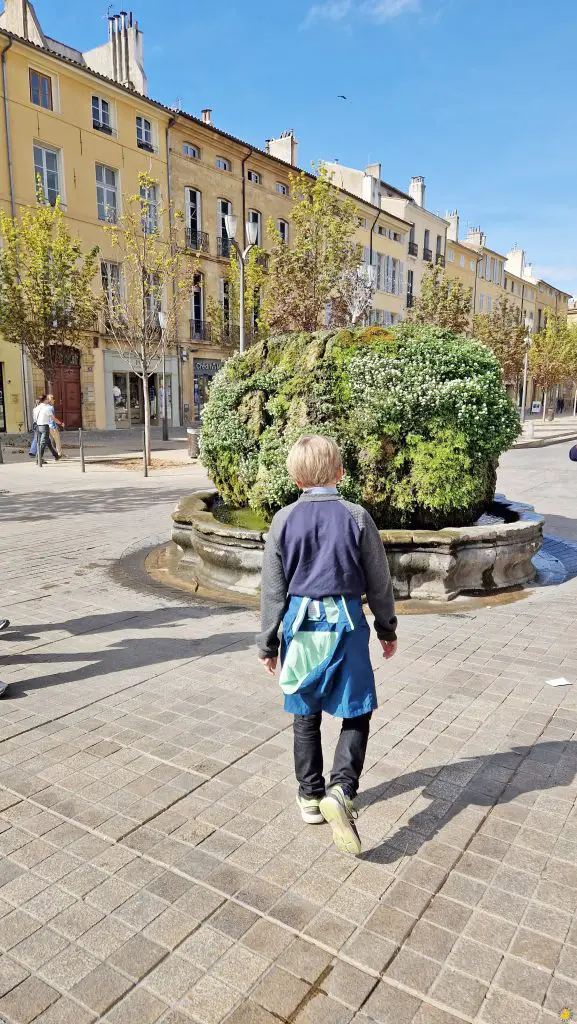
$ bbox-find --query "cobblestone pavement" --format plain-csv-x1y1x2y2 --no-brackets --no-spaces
0,448,577,1024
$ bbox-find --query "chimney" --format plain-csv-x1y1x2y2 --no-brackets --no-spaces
201,109,213,126
446,210,459,242
506,246,525,279
365,163,381,179
266,130,299,167
409,175,425,208
467,225,486,248
84,9,148,95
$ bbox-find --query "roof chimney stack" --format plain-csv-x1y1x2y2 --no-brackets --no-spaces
201,108,213,125
446,210,459,242
409,176,426,208
266,130,299,167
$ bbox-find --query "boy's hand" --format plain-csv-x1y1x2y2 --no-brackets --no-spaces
380,639,397,660
259,656,277,676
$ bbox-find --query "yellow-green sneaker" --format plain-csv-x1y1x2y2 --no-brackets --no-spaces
319,785,362,856
296,794,324,824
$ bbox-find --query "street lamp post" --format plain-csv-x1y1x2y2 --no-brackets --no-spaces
158,310,168,441
521,329,532,424
224,214,258,354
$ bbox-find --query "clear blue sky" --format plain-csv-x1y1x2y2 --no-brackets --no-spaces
31,0,577,296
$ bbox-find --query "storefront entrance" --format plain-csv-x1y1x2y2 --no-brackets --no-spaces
193,359,223,421
47,347,82,429
112,371,173,428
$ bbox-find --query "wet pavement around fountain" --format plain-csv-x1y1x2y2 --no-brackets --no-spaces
0,446,576,1023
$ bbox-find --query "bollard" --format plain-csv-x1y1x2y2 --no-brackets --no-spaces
79,428,85,473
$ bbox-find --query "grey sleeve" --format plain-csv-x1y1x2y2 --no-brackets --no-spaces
256,516,288,657
360,511,398,642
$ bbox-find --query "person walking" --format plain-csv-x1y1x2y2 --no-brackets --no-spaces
35,396,60,465
0,618,9,697
46,393,65,457
256,435,397,857
28,396,43,458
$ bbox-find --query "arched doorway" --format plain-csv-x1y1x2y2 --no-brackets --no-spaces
47,346,82,429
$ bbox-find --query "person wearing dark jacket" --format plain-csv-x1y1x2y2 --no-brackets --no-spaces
257,435,397,856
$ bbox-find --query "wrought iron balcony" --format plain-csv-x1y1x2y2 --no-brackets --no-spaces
217,236,232,258
436,253,445,267
190,319,212,342
185,228,210,253
406,293,414,308
423,247,433,262
408,240,418,257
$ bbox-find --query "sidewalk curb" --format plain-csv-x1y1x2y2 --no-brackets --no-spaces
513,432,577,449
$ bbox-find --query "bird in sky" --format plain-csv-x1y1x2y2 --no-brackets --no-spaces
337,95,347,100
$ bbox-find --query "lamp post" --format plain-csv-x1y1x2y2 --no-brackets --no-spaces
158,310,168,441
224,214,258,354
521,328,532,424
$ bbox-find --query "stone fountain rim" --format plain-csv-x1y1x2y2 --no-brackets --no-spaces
171,488,544,547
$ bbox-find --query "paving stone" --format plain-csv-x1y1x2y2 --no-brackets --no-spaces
50,901,104,940
344,931,398,973
362,980,422,1023
210,943,269,993
446,937,503,983
494,956,550,1005
77,916,135,959
304,909,356,949
322,960,377,1009
113,891,169,929
101,986,168,1023
0,910,41,950
463,911,516,952
144,955,202,1001
69,964,132,1014
430,967,488,1016
184,974,239,1023
223,1002,280,1024
479,989,540,1024
32,996,96,1023
179,925,234,969
210,903,258,940
0,975,59,1023
40,943,101,989
384,949,441,993
509,928,562,971
109,933,166,980
293,991,354,1024
251,966,309,1018
0,955,29,997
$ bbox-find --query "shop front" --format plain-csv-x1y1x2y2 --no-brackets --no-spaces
103,349,179,430
192,358,223,422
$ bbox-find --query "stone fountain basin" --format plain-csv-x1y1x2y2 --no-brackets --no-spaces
171,489,544,601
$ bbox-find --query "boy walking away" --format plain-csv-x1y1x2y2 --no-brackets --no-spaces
257,435,397,856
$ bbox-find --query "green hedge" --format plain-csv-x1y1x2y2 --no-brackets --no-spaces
200,324,520,529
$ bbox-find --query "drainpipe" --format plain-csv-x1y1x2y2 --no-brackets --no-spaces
368,209,380,322
241,147,253,247
1,35,30,430
471,251,484,325
166,113,182,426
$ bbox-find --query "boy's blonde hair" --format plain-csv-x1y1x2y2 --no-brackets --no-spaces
286,435,343,488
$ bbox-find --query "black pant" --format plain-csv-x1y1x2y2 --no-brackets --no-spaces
37,424,58,461
293,711,372,800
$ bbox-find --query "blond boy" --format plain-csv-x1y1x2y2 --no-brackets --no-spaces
257,435,397,855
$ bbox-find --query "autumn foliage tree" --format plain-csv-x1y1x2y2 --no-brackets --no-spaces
0,193,99,384
473,297,527,386
406,264,472,334
261,166,363,334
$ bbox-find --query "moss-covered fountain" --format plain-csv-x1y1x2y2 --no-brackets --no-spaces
171,325,543,601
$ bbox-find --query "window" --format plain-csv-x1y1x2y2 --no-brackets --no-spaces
217,198,232,256
470,260,476,272
191,274,204,338
436,234,442,256
185,187,202,238
357,217,368,229
248,210,262,246
140,183,159,234
34,144,60,206
371,253,404,296
277,219,289,244
101,260,121,310
136,115,154,151
447,249,455,263
96,164,118,222
144,272,161,323
30,69,52,110
423,229,430,256
275,182,288,196
459,255,465,268
220,278,231,331
479,294,485,312
247,170,261,184
487,296,493,313
216,157,231,172
92,95,112,134
182,143,200,159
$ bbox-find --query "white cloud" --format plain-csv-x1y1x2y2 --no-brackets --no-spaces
304,0,419,26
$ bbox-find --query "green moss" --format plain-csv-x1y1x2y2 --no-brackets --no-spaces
200,325,521,529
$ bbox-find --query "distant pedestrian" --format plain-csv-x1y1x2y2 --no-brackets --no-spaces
35,396,60,465
46,393,65,457
257,435,398,856
28,395,44,457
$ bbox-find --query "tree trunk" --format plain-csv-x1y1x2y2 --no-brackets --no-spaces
542,390,547,420
573,384,577,416
141,346,151,475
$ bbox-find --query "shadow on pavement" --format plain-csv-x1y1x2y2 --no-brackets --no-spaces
0,486,190,522
360,739,577,864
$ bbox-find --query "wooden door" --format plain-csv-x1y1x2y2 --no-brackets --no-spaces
50,366,82,429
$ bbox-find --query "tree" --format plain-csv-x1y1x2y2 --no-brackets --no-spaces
529,312,571,419
0,192,99,389
331,265,375,328
473,297,526,386
406,264,472,334
101,172,196,471
261,165,362,334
